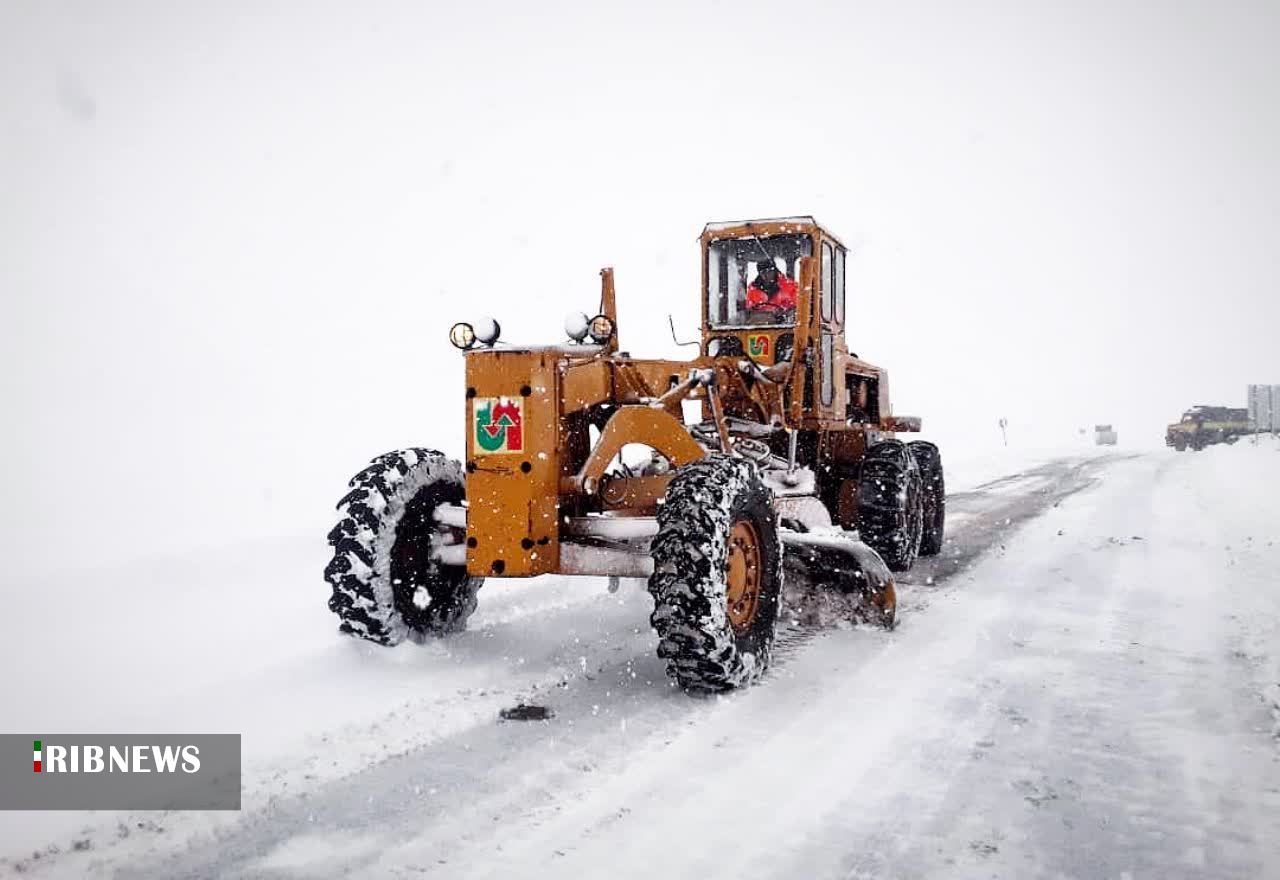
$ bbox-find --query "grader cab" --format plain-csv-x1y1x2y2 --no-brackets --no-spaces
324,217,945,692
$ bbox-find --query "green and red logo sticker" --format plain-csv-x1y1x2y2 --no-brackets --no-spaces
474,397,524,453
33,739,41,772
747,334,771,359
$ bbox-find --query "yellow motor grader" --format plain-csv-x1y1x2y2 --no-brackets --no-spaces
325,217,945,692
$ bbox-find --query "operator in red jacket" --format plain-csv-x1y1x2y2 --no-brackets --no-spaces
745,260,798,312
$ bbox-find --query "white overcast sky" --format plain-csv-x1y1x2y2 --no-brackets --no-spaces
2,1,1278,575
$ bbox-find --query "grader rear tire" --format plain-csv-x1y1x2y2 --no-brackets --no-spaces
324,448,483,645
856,440,924,572
907,440,946,556
648,455,783,692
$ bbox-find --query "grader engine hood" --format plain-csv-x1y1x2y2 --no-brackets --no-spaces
463,349,564,578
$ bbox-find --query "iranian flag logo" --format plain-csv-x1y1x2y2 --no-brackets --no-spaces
33,740,42,773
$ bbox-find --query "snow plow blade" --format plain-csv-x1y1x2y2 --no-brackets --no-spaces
779,528,897,629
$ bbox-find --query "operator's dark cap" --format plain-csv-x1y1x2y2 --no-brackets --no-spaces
757,260,778,273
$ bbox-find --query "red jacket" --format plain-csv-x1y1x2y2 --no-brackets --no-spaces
746,273,798,310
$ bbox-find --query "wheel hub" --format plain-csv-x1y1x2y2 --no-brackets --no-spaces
726,519,763,633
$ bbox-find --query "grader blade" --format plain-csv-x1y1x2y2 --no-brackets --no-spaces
780,528,897,629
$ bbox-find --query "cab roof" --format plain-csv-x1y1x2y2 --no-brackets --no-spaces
700,216,846,250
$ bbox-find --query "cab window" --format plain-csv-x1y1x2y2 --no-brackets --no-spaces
821,332,834,406
706,233,813,329
821,242,834,323
834,247,846,324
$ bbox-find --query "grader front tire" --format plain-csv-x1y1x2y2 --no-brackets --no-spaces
324,449,483,645
647,455,783,692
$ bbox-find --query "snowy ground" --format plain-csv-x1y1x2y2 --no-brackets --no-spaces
3,441,1279,878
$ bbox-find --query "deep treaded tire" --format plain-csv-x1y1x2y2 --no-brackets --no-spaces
648,455,783,692
325,448,482,645
856,439,924,572
908,440,946,556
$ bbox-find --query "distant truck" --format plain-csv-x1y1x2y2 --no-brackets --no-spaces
1094,425,1118,446
1165,406,1250,451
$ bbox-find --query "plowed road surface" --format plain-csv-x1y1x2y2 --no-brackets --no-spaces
7,448,1280,879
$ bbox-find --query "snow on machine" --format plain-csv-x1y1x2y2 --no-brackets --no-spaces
324,217,945,692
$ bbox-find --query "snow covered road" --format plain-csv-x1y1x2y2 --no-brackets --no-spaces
6,445,1280,879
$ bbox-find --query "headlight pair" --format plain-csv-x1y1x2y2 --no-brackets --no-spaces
449,317,501,350
565,312,614,345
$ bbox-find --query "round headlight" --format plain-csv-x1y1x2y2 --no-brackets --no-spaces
449,322,476,350
474,316,501,345
706,338,722,357
564,311,590,343
588,313,615,344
